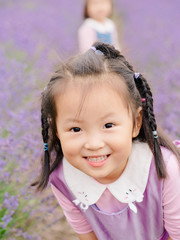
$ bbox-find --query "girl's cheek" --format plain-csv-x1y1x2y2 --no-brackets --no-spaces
61,136,83,152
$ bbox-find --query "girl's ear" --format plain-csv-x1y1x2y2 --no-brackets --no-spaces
132,107,142,138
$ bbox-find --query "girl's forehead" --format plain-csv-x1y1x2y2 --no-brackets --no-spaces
57,73,128,99
55,74,130,116
55,83,129,120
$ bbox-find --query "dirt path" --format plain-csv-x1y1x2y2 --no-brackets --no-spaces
38,216,79,240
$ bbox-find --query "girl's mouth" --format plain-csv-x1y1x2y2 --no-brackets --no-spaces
84,154,110,167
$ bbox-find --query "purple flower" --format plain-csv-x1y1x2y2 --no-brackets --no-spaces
3,193,19,210
0,215,12,228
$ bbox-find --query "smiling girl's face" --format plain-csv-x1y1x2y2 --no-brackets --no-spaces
55,75,142,184
86,0,112,23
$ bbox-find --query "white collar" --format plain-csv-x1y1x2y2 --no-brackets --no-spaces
84,18,114,33
63,142,152,213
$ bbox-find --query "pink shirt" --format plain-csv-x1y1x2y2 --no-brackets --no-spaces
51,151,180,239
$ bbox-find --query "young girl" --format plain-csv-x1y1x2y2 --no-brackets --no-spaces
33,42,180,240
78,0,120,52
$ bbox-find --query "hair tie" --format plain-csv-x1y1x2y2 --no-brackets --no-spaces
141,98,146,102
90,46,104,55
152,131,158,139
44,143,48,151
134,72,140,79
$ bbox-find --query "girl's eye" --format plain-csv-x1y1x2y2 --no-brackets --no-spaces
104,123,114,128
70,127,81,132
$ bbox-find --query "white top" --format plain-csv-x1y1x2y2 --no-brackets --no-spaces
82,18,115,33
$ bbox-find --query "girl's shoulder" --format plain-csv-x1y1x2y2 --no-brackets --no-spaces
49,160,64,186
162,141,180,239
161,140,180,165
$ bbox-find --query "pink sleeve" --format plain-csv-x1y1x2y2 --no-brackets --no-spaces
163,152,180,240
51,184,92,234
78,23,97,53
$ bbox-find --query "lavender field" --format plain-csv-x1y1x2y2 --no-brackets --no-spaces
0,0,180,239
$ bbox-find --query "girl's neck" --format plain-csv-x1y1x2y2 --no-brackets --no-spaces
90,17,107,25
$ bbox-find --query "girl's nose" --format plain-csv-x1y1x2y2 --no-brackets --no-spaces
84,134,105,150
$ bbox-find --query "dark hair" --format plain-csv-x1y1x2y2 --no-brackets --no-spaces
84,0,113,19
32,42,180,191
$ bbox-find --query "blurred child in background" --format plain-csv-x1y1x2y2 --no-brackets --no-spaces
78,0,120,52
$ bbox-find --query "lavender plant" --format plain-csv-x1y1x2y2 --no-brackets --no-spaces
116,0,180,138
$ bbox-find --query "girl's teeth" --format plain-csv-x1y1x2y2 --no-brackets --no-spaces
86,155,107,162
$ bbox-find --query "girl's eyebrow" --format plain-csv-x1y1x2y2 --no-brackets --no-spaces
64,113,118,124
100,112,117,120
65,118,84,123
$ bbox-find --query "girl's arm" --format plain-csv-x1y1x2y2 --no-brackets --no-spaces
51,185,97,239
163,149,180,240
78,231,98,240
51,184,93,234
112,22,121,51
78,23,96,53
167,237,172,240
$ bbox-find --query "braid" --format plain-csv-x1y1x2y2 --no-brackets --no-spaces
41,110,49,143
134,74,166,178
141,77,156,131
32,65,68,191
37,107,50,190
